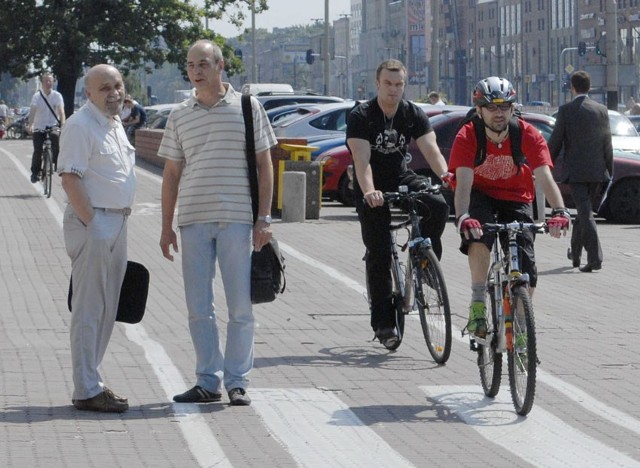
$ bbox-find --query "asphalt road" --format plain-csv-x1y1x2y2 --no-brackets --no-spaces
2,137,640,467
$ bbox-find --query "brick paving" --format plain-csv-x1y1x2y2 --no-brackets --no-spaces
2,138,640,467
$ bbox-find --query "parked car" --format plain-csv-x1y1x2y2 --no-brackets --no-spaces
272,101,359,139
608,110,640,153
325,108,640,222
628,115,640,133
553,108,640,153
257,94,344,111
144,103,178,130
266,104,324,124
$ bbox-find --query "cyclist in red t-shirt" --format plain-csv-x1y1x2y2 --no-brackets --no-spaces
448,77,570,338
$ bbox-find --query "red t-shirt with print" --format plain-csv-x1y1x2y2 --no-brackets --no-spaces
448,119,553,203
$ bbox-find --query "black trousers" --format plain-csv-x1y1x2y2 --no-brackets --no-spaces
570,183,603,266
356,189,449,331
30,130,60,176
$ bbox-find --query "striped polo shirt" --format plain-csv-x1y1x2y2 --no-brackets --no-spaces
158,84,276,227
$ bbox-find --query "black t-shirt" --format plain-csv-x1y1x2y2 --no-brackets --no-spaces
130,103,147,128
346,98,432,193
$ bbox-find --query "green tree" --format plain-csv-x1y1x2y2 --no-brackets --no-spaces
0,0,266,117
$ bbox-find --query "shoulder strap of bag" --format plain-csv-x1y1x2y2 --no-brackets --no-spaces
242,94,259,223
39,90,61,126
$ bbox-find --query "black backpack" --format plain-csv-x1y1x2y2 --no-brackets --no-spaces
457,107,526,172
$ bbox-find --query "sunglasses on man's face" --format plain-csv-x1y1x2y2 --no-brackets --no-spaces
483,103,512,112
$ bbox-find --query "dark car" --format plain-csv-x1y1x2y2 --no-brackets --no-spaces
321,109,640,222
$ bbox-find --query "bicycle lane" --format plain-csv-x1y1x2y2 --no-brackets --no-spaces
2,138,640,466
0,141,418,467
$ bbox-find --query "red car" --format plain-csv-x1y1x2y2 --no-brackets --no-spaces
319,109,640,223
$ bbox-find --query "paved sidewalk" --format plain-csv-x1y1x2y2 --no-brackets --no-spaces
2,138,640,468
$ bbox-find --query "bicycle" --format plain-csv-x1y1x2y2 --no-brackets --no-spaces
469,220,547,416
364,183,452,362
39,126,58,198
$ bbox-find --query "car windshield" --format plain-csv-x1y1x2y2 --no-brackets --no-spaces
610,113,639,137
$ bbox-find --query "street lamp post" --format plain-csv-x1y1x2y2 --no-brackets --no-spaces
323,0,330,95
339,14,351,99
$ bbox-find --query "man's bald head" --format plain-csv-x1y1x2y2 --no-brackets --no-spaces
84,64,126,117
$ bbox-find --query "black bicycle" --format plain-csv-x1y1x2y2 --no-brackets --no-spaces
39,126,58,198
365,184,452,362
470,220,547,415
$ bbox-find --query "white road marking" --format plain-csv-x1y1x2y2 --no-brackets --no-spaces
252,388,415,468
421,385,640,467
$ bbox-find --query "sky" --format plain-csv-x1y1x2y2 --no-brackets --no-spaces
208,0,352,38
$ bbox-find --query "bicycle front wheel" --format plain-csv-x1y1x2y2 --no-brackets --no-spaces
477,275,502,397
507,285,537,416
42,147,53,198
415,248,452,364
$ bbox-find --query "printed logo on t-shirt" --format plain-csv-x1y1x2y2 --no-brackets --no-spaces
373,130,406,155
475,152,517,180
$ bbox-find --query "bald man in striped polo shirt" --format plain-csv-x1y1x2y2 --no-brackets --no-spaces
159,40,277,407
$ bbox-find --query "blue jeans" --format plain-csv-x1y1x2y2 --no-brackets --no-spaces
179,222,254,392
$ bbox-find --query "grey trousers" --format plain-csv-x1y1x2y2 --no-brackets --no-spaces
63,205,128,400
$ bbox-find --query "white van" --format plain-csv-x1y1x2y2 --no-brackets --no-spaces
240,83,294,96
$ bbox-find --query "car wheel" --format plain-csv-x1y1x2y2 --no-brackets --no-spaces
338,173,354,206
606,179,640,223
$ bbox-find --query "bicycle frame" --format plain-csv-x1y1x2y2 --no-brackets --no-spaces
486,222,534,353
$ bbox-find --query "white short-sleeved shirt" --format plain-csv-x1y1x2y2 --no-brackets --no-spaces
157,83,277,227
30,90,64,130
58,101,136,209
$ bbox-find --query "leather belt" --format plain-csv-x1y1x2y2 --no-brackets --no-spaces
94,207,132,216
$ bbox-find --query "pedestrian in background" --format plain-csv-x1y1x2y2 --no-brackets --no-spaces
122,95,146,143
548,70,613,272
428,91,446,106
59,64,136,413
28,73,65,182
159,39,276,406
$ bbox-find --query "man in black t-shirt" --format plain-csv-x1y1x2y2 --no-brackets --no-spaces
346,59,451,349
123,96,147,143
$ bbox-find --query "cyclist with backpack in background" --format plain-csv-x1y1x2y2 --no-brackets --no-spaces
449,76,570,338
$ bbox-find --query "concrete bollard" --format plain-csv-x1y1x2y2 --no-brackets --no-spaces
282,171,306,222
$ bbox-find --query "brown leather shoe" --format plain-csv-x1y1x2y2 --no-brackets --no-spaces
73,391,129,413
104,387,128,404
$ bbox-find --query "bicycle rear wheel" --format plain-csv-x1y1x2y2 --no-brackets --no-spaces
507,285,537,416
477,274,502,397
42,147,53,198
415,248,452,364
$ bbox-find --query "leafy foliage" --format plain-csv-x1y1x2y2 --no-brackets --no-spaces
0,0,267,115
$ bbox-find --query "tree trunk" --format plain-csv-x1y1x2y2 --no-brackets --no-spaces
56,72,79,119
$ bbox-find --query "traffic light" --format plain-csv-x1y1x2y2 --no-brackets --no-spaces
306,49,314,65
578,42,587,56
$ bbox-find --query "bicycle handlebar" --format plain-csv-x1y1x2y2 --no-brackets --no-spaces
382,185,442,203
483,221,548,234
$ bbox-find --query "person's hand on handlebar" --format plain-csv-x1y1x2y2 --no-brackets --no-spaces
456,213,483,240
547,207,571,238
363,189,385,208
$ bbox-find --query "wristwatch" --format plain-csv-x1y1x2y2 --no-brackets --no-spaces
258,215,272,224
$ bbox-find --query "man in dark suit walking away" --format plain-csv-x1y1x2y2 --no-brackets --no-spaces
548,70,613,272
